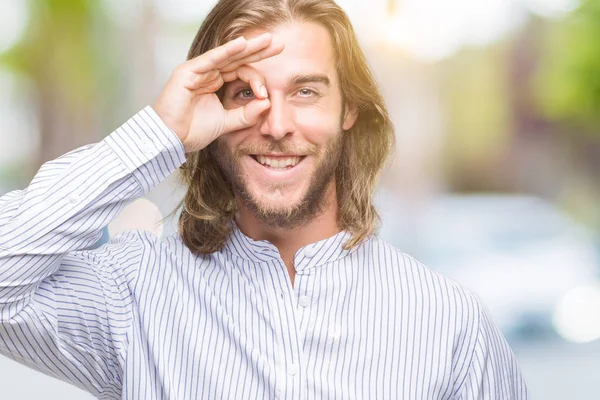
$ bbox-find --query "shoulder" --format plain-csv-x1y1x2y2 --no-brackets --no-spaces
364,236,477,295
369,237,494,355
106,229,163,257
364,235,484,320
102,230,191,257
77,229,189,275
84,229,216,286
104,230,215,265
73,230,162,278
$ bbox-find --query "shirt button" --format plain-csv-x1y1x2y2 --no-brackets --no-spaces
288,363,299,376
298,295,310,307
69,193,80,204
141,140,153,156
304,246,316,257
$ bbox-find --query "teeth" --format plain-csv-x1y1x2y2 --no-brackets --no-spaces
256,155,300,169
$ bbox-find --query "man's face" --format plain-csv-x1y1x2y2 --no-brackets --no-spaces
216,21,357,228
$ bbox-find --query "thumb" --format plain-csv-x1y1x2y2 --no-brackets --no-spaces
223,98,270,133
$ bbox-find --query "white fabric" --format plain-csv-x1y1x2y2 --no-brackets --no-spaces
0,107,528,399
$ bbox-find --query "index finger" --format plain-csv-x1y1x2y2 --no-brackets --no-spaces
219,41,285,73
215,32,275,69
187,36,250,73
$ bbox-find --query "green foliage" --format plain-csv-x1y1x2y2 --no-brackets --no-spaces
0,0,113,109
535,0,600,130
440,44,512,164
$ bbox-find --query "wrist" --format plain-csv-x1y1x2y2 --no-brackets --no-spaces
150,105,189,149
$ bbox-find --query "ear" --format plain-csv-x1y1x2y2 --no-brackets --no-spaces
342,103,359,131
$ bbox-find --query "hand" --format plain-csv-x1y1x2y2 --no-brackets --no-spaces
152,33,283,153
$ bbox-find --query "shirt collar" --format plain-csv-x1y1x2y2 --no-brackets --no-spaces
224,221,362,271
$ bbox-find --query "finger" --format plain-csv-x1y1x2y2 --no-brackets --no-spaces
215,32,272,68
219,42,285,73
182,68,221,91
221,66,268,99
187,36,248,74
224,98,271,132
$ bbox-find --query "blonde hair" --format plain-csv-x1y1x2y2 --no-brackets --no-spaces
178,0,395,254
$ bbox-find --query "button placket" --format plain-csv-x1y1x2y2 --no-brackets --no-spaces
289,272,314,400
294,271,313,334
298,295,310,307
269,258,303,400
287,362,299,376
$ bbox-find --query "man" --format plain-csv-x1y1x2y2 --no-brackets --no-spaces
0,0,528,398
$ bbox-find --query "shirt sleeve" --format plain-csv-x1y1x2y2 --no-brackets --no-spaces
455,298,530,400
0,106,186,397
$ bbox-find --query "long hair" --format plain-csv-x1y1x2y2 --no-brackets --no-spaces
178,0,395,254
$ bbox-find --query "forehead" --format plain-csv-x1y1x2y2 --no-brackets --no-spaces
244,21,337,85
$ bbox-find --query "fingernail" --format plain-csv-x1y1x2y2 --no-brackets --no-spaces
260,86,268,98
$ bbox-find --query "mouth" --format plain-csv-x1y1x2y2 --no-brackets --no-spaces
250,154,307,170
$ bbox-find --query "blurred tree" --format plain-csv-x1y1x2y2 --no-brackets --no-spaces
532,1,600,230
0,0,119,169
534,0,600,132
438,43,515,192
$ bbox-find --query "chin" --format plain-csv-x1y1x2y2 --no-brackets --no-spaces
249,187,307,214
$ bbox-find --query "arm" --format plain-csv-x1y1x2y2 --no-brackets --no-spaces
455,300,529,400
0,108,185,396
0,33,281,396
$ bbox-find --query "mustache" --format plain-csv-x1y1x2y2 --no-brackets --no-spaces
234,139,317,156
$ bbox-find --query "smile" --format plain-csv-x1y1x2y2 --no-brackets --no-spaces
251,155,306,170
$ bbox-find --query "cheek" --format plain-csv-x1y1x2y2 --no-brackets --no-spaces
294,107,342,143
218,129,251,152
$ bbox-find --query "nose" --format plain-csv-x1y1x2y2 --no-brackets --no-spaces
258,94,295,140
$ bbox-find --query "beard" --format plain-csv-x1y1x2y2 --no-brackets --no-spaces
210,129,344,230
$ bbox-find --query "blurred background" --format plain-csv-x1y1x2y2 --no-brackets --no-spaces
1,0,600,398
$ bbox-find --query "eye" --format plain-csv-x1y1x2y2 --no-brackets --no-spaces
235,88,255,100
297,88,317,97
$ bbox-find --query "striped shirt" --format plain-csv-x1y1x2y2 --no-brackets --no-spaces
0,107,528,399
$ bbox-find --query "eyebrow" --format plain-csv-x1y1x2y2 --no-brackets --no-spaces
289,74,331,87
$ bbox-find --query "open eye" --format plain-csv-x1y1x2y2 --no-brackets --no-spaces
235,88,255,99
297,88,317,97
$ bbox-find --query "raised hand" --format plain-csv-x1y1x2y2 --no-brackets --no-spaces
152,32,284,153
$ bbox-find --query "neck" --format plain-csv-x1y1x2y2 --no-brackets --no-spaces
234,181,341,285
